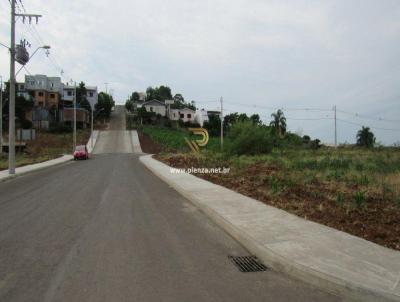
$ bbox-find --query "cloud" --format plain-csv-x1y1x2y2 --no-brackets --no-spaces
0,0,399,144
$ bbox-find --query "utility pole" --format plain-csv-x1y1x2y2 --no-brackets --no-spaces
334,105,337,147
73,81,77,151
91,108,94,149
104,82,108,94
220,96,223,151
0,76,3,154
8,0,42,174
9,0,16,174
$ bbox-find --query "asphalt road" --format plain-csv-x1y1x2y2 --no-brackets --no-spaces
0,106,340,302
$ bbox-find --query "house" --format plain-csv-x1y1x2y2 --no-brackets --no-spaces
25,75,62,109
170,108,196,123
194,109,209,126
22,75,95,129
194,109,221,126
24,75,63,129
142,100,166,116
62,84,98,110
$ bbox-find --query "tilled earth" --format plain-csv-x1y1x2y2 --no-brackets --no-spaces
155,153,400,251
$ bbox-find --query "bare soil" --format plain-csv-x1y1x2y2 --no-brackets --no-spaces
138,132,164,154
156,153,400,251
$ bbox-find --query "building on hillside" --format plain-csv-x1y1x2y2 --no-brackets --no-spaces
194,109,209,126
142,100,166,116
60,108,90,128
169,108,196,123
193,109,221,126
22,75,95,129
25,75,62,109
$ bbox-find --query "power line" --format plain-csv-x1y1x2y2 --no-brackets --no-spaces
337,118,400,131
336,109,400,123
224,100,332,112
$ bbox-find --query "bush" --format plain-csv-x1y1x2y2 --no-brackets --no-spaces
226,121,274,155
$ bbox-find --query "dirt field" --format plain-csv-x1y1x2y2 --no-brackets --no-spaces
155,151,400,251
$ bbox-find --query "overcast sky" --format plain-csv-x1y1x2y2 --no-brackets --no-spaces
1,0,399,144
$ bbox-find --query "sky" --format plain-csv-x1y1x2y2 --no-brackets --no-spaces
0,0,399,145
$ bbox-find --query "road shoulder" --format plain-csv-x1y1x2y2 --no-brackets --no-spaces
0,130,99,183
140,154,400,302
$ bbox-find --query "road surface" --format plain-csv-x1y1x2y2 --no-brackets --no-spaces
0,106,340,302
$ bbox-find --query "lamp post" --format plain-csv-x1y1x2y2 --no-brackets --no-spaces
15,45,50,76
0,76,3,154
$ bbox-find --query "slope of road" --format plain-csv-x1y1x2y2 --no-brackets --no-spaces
0,106,340,302
93,106,133,154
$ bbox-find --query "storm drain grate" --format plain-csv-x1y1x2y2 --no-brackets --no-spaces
228,256,267,272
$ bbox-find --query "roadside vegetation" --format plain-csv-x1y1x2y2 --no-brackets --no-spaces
134,106,399,251
124,84,399,250
0,130,90,170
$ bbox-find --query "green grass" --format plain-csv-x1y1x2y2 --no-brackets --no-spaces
141,125,222,152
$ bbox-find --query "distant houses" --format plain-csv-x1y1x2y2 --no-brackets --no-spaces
18,74,98,129
130,93,220,126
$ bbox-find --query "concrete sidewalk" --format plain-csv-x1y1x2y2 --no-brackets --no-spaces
86,130,99,154
130,130,143,154
0,130,99,183
0,155,73,182
140,154,400,302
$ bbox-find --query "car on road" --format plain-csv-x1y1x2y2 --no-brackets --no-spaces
73,145,89,160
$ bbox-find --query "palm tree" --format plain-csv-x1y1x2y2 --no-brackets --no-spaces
270,109,286,136
356,126,375,148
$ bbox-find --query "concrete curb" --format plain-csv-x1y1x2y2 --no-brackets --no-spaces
0,131,99,183
139,154,400,302
130,130,143,154
86,130,99,154
0,155,73,183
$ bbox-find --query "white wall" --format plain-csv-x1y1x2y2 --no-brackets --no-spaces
170,108,195,123
144,104,166,116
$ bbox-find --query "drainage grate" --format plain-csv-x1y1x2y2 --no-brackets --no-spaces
228,255,267,272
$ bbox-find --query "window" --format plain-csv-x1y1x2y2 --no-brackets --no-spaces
30,81,35,85
50,93,55,99
38,102,43,107
89,92,93,97
180,113,184,119
187,114,192,118
51,83,54,88
67,91,72,96
38,92,44,97
150,107,153,112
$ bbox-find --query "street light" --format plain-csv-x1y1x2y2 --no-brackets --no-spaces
15,45,50,76
0,76,3,154
68,80,77,152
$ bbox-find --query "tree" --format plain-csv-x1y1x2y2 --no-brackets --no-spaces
76,81,91,112
203,114,221,137
173,94,184,104
226,121,274,155
158,86,172,101
270,109,286,136
356,126,375,148
130,92,140,102
249,114,262,125
125,100,134,112
96,92,115,118
145,86,172,102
